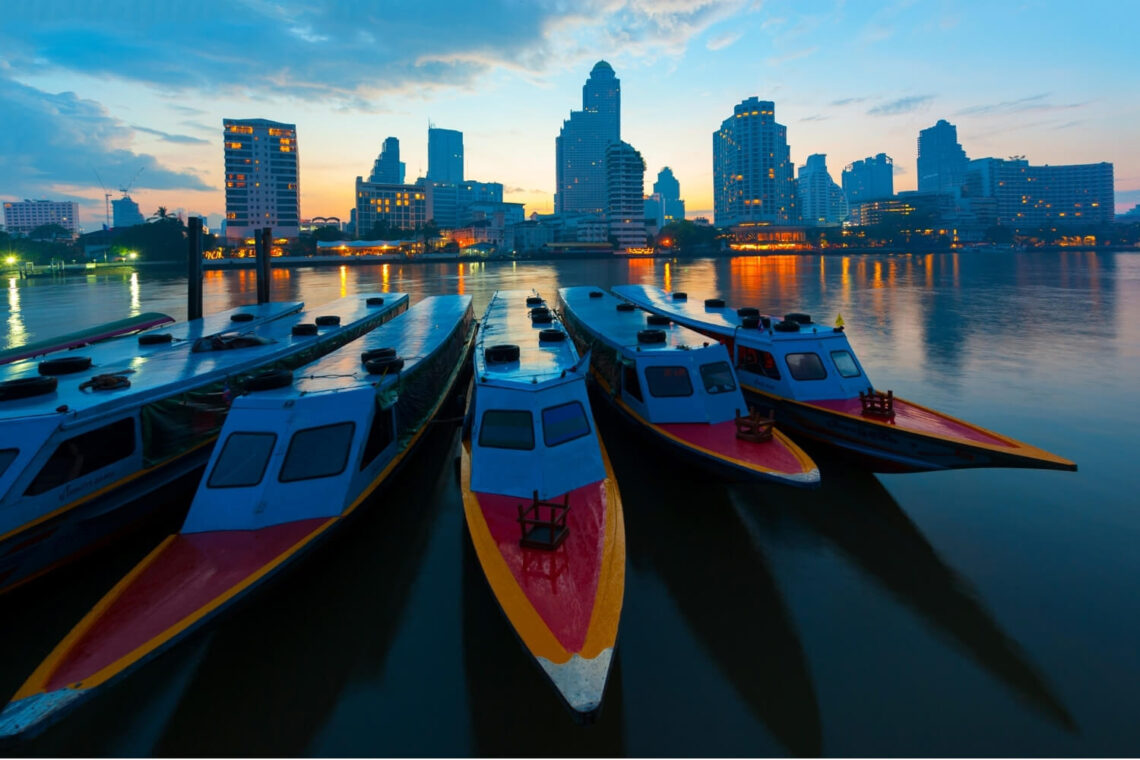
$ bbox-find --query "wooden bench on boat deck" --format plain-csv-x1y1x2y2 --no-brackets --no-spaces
517,491,570,550
735,407,775,442
859,388,895,419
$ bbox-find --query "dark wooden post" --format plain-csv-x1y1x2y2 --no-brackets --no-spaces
187,216,204,321
256,226,272,304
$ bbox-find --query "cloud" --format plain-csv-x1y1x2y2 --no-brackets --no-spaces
954,93,1085,117
799,114,829,122
131,125,211,145
0,76,214,200
706,30,743,50
765,46,818,66
893,164,907,175
831,96,867,107
868,94,934,116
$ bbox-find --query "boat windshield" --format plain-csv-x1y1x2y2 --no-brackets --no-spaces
542,402,591,447
699,361,737,394
0,449,16,480
279,423,355,482
208,432,277,488
24,418,136,496
830,350,861,378
479,410,535,450
645,366,694,398
785,352,828,381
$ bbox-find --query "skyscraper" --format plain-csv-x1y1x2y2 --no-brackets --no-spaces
427,127,464,184
606,141,647,250
842,153,894,204
223,118,300,240
653,167,686,224
112,195,145,228
370,137,404,184
917,120,969,194
797,154,847,226
555,61,621,215
712,97,795,227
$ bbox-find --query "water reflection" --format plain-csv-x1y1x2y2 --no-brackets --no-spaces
129,272,140,317
6,277,25,348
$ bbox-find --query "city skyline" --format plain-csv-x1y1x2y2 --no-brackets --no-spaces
1,0,1137,230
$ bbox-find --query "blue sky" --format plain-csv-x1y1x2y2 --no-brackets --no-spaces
1,0,1137,230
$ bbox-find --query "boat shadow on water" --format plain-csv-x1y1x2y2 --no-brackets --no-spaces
733,444,1078,736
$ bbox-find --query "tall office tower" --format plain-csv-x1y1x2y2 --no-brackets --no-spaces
653,167,686,224
712,97,796,227
797,154,848,226
842,153,894,204
917,119,969,194
427,127,464,184
2,199,79,236
370,137,404,184
606,141,647,250
111,195,145,228
223,118,300,241
555,60,621,214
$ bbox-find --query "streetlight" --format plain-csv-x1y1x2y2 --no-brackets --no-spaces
127,251,138,260
4,256,15,266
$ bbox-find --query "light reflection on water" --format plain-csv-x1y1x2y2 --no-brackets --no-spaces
2,252,1140,756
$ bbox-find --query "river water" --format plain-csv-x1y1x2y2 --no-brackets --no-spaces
2,251,1139,756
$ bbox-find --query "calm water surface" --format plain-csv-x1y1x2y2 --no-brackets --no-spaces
2,252,1139,756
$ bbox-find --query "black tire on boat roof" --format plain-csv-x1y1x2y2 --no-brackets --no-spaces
785,312,812,324
741,315,760,329
38,356,92,376
362,347,397,363
138,332,173,345
366,356,405,375
705,297,726,308
760,316,772,329
315,315,341,326
646,314,671,326
485,344,520,363
774,320,801,332
366,297,385,306
530,309,553,324
672,292,687,300
637,328,667,344
230,313,255,322
539,329,566,342
616,302,636,312
589,291,604,298
292,323,318,336
0,376,58,401
526,296,545,307
737,307,760,317
245,368,293,391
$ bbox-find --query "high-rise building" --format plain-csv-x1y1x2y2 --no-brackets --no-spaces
842,153,894,204
917,120,969,194
370,137,404,184
427,127,464,184
555,60,621,215
712,97,796,227
606,141,647,250
963,158,1114,229
2,199,79,236
223,118,300,241
797,154,848,226
354,178,426,236
417,179,503,228
112,195,145,228
653,167,686,224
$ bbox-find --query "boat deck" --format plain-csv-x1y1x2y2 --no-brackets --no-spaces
560,286,723,351
810,396,1015,448
475,290,580,385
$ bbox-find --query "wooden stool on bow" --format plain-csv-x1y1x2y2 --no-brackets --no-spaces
859,388,895,418
517,490,570,550
735,407,774,442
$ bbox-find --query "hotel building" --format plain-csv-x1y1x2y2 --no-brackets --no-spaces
354,179,426,235
712,97,796,227
917,120,969,194
223,118,300,241
3,199,79,236
606,141,648,251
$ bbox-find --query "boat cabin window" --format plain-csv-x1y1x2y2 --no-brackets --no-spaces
25,418,135,496
699,362,737,394
622,363,643,402
542,402,591,447
280,423,355,482
738,347,781,380
785,353,828,381
830,350,861,378
360,403,395,470
208,432,277,488
478,410,535,450
645,366,694,398
0,449,17,480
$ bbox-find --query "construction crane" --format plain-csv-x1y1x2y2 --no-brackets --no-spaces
92,167,112,229
119,167,143,198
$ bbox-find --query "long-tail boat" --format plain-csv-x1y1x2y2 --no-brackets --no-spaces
0,295,472,741
558,287,819,487
461,290,625,716
612,285,1076,473
0,294,408,594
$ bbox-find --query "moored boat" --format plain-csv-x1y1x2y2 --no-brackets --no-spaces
559,287,819,487
0,312,176,366
0,295,473,741
612,285,1077,473
0,293,409,595
461,290,625,716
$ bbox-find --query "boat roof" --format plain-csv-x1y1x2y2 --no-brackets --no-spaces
475,290,582,387
560,286,721,354
0,294,407,423
252,295,473,398
612,284,847,345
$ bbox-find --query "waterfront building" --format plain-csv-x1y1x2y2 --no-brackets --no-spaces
2,199,79,236
849,192,957,227
797,154,847,226
111,195,145,228
417,179,503,228
427,127,464,184
917,119,969,194
223,118,300,241
963,157,1114,228
1119,204,1140,221
555,61,621,215
653,167,686,224
369,137,404,184
843,153,894,204
354,178,426,235
606,141,648,251
712,97,796,227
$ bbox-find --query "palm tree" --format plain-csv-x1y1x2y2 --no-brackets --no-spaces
148,206,171,223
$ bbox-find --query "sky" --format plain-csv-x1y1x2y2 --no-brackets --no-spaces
1,0,1138,231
